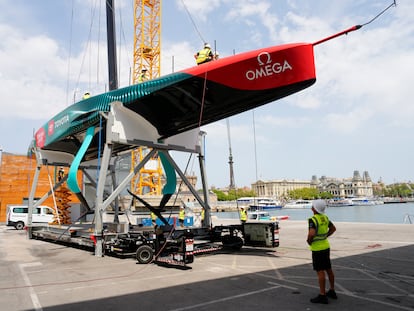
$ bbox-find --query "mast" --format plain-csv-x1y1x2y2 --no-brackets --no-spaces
106,0,118,91
226,119,235,190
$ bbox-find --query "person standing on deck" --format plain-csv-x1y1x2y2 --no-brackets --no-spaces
194,43,214,65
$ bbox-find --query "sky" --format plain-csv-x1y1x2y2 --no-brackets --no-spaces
0,0,413,189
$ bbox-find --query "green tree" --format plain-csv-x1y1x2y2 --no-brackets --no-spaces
212,188,256,201
288,187,319,200
287,188,332,200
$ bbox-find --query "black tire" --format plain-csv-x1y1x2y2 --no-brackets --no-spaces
15,222,25,230
185,254,194,264
136,245,154,264
222,235,243,250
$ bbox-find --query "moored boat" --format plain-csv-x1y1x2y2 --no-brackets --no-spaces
249,198,283,210
382,197,408,204
327,198,353,207
350,197,383,206
283,200,313,209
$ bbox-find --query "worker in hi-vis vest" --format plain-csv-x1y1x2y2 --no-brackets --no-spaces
138,68,148,83
239,207,247,224
151,211,157,227
307,199,337,304
179,206,185,227
194,43,214,65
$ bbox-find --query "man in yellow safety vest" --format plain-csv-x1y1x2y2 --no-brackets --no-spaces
179,206,185,227
307,199,337,304
194,43,214,65
151,211,157,227
138,68,148,83
239,207,247,224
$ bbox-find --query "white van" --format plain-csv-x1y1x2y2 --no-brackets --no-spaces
6,205,55,230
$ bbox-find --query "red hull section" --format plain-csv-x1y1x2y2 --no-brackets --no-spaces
187,43,315,91
128,43,316,138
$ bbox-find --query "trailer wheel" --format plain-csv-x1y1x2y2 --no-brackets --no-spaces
15,222,25,230
222,235,243,250
136,245,154,264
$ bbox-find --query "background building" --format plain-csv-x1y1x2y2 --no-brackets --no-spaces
251,170,373,199
252,179,312,198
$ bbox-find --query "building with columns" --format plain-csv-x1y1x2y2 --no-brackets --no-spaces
252,179,311,198
251,170,373,198
313,170,373,198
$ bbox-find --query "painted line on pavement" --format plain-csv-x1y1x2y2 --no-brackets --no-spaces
19,262,43,311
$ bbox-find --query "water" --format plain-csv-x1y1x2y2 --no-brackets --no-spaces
212,202,414,224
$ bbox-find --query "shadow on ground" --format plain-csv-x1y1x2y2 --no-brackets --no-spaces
42,244,414,311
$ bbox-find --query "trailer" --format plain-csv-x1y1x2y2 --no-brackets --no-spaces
104,225,195,266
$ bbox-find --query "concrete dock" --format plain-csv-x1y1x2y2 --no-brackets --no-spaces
1,220,413,310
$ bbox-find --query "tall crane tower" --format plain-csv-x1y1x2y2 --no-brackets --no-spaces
131,0,163,195
132,0,161,81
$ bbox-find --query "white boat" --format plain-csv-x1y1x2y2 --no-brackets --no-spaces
283,200,313,209
350,197,382,206
249,198,283,210
327,198,353,207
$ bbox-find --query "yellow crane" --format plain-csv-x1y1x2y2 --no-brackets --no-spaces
132,0,161,81
130,0,163,196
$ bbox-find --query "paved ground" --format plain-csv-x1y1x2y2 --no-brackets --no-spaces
1,221,414,311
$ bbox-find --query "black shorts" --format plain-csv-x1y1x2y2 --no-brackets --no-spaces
312,248,331,271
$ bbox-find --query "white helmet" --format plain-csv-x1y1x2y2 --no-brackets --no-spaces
204,43,211,48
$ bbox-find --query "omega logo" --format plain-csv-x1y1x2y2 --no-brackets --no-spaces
245,51,293,81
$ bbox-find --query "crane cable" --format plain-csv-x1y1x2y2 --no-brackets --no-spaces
179,0,213,129
180,0,206,44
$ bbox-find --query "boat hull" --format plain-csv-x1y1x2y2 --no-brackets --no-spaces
32,43,316,160
283,200,313,209
249,204,283,210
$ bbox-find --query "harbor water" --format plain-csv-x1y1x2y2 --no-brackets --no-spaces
212,202,414,224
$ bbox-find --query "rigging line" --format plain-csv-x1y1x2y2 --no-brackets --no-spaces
74,0,99,92
65,0,74,106
198,71,208,128
117,4,133,83
313,0,397,46
88,3,93,91
361,0,397,27
252,110,258,183
97,0,102,85
180,0,206,44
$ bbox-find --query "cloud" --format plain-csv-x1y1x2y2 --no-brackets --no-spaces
0,25,68,119
176,0,222,22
